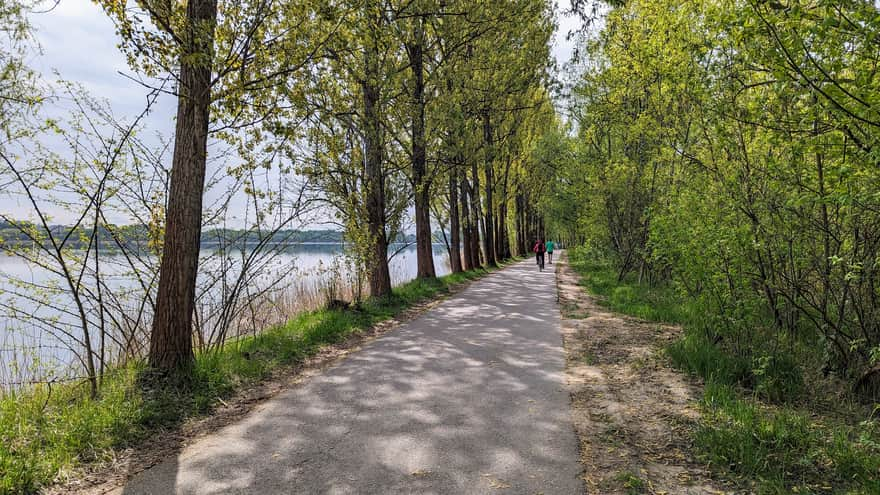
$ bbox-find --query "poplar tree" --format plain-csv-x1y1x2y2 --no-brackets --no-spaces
99,0,327,376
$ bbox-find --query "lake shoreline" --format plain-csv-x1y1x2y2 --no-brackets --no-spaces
0,244,452,393
4,262,516,494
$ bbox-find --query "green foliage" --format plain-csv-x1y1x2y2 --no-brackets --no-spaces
568,246,699,325
0,0,40,136
0,266,496,493
697,383,880,494
571,245,808,401
550,0,880,392
613,470,646,494
666,332,752,388
0,367,144,494
752,353,805,404
569,249,879,493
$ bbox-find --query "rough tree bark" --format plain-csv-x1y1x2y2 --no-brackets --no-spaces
481,111,497,267
460,173,474,271
515,191,524,255
363,14,392,298
448,164,463,273
406,15,436,279
498,157,512,259
469,161,483,267
149,0,217,374
493,210,501,261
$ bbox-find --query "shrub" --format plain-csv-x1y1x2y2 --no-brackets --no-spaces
752,352,804,403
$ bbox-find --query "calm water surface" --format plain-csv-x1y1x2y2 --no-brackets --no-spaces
0,244,450,384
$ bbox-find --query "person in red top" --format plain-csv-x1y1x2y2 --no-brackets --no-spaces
533,238,546,271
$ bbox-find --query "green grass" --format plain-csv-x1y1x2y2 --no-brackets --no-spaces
613,470,647,494
568,247,800,400
566,247,880,494
664,331,752,387
566,251,700,325
697,383,880,495
0,264,502,494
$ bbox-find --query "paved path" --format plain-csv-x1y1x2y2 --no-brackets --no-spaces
120,258,582,494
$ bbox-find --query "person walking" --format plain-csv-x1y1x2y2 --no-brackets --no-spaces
533,239,546,271
546,239,555,264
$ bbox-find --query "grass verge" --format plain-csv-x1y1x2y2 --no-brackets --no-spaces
565,252,701,325
697,382,880,495
567,248,880,495
0,263,506,494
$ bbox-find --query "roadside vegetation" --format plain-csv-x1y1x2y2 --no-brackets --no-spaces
0,265,499,494
569,247,880,494
1,0,553,399
3,0,879,492
1,0,553,489
542,0,880,492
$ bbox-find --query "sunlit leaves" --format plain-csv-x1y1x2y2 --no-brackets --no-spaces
556,0,880,378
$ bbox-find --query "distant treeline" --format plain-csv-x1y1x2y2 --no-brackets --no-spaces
0,220,404,251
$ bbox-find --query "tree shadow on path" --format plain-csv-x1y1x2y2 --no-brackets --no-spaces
120,261,582,495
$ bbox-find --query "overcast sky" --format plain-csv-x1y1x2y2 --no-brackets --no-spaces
30,1,178,131
18,0,583,226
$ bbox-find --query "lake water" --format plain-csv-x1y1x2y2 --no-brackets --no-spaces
0,243,450,388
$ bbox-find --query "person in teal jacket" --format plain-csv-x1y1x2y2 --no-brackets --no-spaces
546,239,555,264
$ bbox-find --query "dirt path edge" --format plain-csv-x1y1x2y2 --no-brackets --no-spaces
557,251,732,495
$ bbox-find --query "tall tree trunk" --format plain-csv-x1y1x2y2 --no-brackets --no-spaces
814,102,831,328
469,161,483,267
525,209,532,250
448,165,463,273
364,17,392,298
493,208,501,260
527,207,538,250
498,201,510,259
499,158,512,259
460,173,473,271
149,0,217,374
524,209,529,251
515,191,525,255
481,112,497,267
406,16,435,279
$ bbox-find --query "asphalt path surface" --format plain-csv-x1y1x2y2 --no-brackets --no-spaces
119,257,582,494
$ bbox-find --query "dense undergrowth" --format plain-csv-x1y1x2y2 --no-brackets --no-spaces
568,247,880,495
0,265,500,494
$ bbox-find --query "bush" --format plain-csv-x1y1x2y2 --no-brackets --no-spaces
568,246,698,325
567,248,879,493
752,352,804,403
666,329,805,403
